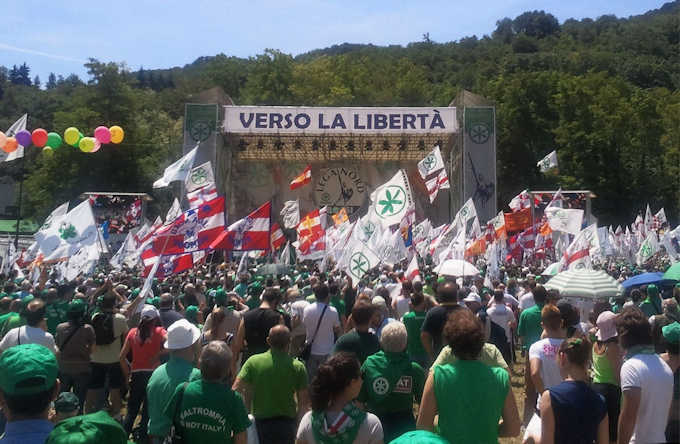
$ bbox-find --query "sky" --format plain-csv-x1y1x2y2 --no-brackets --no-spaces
1,0,668,82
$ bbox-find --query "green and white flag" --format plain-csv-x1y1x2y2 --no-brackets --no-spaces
185,161,215,192
636,232,659,266
343,237,381,282
0,114,27,163
37,199,100,263
369,170,414,228
153,144,198,188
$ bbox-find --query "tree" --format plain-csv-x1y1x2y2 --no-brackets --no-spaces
17,63,31,86
512,11,560,38
33,75,41,88
46,73,57,89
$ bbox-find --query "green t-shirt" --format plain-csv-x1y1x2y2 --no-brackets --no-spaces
434,360,509,444
402,310,427,357
358,351,425,415
164,378,251,444
234,283,248,298
330,295,346,318
518,304,544,350
46,300,69,335
0,313,23,338
237,349,307,419
146,356,201,436
333,330,380,364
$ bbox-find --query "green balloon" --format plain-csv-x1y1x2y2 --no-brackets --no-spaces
46,132,62,149
71,131,83,147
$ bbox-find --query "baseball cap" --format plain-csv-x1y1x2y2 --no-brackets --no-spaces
0,344,58,395
662,321,680,345
596,311,618,342
165,319,201,350
390,430,450,444
140,304,159,320
214,288,227,305
185,305,199,323
54,392,80,413
46,411,127,444
67,299,87,314
463,293,482,304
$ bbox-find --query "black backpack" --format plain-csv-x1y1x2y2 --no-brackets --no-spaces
91,312,116,345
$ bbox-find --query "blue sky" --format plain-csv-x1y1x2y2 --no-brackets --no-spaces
1,0,667,82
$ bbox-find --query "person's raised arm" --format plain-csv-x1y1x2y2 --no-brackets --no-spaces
416,371,437,432
618,387,641,444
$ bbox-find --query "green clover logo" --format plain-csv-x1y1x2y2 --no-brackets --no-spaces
469,123,490,144
422,155,436,171
59,224,77,240
350,252,370,279
375,185,406,219
190,168,208,186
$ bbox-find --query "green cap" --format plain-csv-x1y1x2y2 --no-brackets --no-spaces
0,344,58,395
647,284,659,297
185,305,199,323
54,391,80,413
67,299,87,314
46,411,127,444
662,321,680,344
390,430,451,444
131,288,140,298
215,288,227,305
151,297,160,308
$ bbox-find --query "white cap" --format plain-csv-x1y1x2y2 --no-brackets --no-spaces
463,293,482,304
140,304,160,320
372,296,387,308
165,319,201,350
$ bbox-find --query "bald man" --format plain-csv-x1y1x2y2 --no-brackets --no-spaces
233,325,308,444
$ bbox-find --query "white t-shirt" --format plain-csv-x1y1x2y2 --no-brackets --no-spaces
302,302,340,356
529,338,564,392
519,292,535,310
503,293,519,308
620,353,674,444
487,303,515,343
0,325,57,354
288,299,310,336
296,410,383,444
394,296,410,319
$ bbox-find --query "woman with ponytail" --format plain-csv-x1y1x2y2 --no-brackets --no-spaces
296,352,383,444
539,337,608,444
119,304,167,440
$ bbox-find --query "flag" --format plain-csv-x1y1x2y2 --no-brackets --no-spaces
559,224,599,271
662,231,679,263
135,216,162,249
0,114,28,162
210,201,270,251
425,169,450,203
644,205,654,234
296,235,326,261
152,145,198,188
36,200,100,263
508,190,531,212
187,185,218,207
297,209,324,254
34,202,70,245
290,165,312,190
332,208,349,226
185,161,215,193
237,253,248,275
636,232,659,266
110,232,139,270
545,207,584,235
125,199,142,224
165,198,182,224
280,241,293,266
488,211,507,240
369,170,414,228
405,255,420,282
153,196,226,255
378,229,407,266
280,200,300,229
537,150,558,173
653,208,667,230
417,145,446,180
504,208,532,233
270,223,286,250
342,236,381,281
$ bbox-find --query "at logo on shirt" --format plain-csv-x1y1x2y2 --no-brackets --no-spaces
393,376,413,394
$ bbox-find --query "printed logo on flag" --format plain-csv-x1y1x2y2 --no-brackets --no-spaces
421,154,438,172
59,223,78,241
361,221,376,242
375,185,406,219
349,252,370,280
189,167,210,187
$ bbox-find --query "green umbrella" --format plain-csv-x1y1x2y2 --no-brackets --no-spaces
545,269,623,299
663,262,680,281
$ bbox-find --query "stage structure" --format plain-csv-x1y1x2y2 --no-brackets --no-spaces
181,89,497,226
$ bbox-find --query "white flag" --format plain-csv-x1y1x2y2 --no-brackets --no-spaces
185,161,215,192
537,150,558,173
34,202,69,245
545,207,584,235
405,254,420,282
644,204,654,234
37,200,100,262
280,200,300,229
110,232,139,270
165,198,182,224
237,253,248,275
636,232,659,266
425,169,450,203
369,170,414,228
0,114,28,163
342,237,381,282
662,232,678,264
378,229,407,266
559,224,598,271
417,145,445,180
152,145,198,188
280,242,292,266
654,208,667,229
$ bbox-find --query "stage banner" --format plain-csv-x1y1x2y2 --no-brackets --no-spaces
463,107,496,223
223,106,457,134
184,104,218,186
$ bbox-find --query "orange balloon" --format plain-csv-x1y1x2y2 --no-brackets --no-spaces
2,137,18,153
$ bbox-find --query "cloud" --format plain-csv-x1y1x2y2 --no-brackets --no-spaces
0,43,87,64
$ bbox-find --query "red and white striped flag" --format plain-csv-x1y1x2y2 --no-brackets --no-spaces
270,223,286,250
210,201,271,251
290,165,312,190
187,185,218,207
152,196,226,256
297,209,324,253
405,254,420,282
425,169,450,203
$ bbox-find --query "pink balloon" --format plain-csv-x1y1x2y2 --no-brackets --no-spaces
94,126,111,144
91,140,102,153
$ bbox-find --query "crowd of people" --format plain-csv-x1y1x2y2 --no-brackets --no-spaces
0,257,677,444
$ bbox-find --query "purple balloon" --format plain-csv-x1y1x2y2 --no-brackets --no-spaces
15,130,32,147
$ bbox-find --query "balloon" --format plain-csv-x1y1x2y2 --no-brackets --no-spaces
32,129,48,147
3,137,18,153
15,130,31,147
72,132,83,148
94,126,111,144
46,132,62,149
91,139,102,153
79,137,96,153
64,127,80,146
43,146,53,155
109,126,124,144
0,131,6,149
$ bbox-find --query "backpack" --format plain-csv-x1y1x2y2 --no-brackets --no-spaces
91,312,116,345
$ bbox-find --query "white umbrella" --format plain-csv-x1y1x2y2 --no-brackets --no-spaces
542,262,560,276
544,269,623,299
435,259,480,277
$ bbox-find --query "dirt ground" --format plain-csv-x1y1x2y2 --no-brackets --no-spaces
500,359,526,444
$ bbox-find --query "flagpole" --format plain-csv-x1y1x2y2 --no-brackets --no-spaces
13,152,25,248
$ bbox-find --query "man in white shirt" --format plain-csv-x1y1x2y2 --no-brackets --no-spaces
518,283,536,311
616,306,673,444
0,298,56,354
284,287,309,356
487,290,516,351
302,282,341,380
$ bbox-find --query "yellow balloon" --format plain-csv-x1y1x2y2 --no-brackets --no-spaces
109,126,124,144
79,137,96,153
64,127,80,146
43,146,53,155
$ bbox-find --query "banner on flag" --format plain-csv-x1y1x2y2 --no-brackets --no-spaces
504,208,531,233
545,207,584,235
537,150,558,173
370,170,414,228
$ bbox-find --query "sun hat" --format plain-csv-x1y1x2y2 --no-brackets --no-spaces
0,343,58,395
463,293,482,304
46,410,127,444
662,321,680,345
165,319,201,350
596,311,618,341
54,391,80,413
